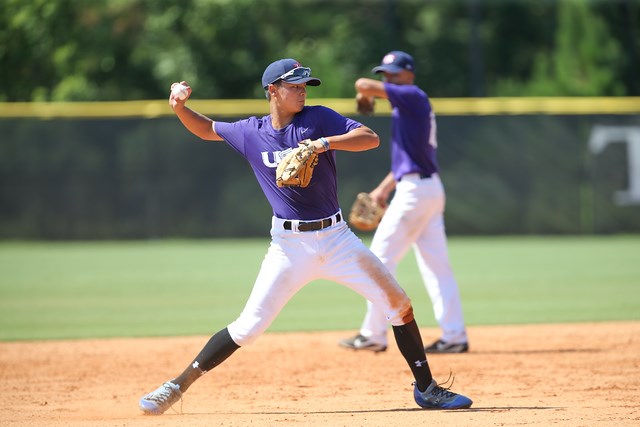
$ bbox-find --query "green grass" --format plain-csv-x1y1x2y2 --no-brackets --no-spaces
1,236,639,341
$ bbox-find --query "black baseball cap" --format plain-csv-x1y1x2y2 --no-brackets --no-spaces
261,59,322,89
372,51,415,74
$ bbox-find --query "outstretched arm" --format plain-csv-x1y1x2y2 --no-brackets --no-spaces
169,82,224,142
355,78,388,100
369,172,396,208
306,125,380,154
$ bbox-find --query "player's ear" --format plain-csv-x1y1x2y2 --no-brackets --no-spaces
265,84,278,100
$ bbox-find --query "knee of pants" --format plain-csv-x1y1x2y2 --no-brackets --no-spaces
387,295,415,326
226,316,268,346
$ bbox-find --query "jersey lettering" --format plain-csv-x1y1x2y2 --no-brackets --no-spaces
428,111,438,148
261,148,293,168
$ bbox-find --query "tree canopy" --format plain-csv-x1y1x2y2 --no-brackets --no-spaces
1,0,638,102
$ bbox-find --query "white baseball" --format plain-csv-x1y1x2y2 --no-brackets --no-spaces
172,84,188,100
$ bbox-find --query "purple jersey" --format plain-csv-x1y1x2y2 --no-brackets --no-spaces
384,82,439,180
215,105,362,220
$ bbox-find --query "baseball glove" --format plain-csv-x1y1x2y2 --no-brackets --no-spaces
276,140,319,188
348,192,386,231
356,93,375,116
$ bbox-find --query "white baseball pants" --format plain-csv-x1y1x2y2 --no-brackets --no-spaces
227,212,414,346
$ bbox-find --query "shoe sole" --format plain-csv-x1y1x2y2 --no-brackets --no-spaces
425,344,469,354
139,399,163,415
416,401,473,410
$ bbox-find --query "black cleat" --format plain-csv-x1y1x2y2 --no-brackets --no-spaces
339,334,387,353
424,339,469,354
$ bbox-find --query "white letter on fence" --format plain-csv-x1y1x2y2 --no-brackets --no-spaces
589,126,640,206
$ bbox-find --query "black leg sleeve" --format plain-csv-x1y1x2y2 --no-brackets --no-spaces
392,319,432,391
193,327,240,372
173,327,240,392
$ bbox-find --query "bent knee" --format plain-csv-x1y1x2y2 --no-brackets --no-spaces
388,296,414,326
227,320,265,346
399,303,415,324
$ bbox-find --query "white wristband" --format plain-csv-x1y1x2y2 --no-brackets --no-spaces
319,137,330,152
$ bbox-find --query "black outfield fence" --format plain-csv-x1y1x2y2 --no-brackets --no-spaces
1,98,639,239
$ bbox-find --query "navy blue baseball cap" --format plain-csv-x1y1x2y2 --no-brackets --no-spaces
261,59,322,89
372,51,415,74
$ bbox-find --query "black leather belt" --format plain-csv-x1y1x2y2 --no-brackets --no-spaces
284,213,342,232
399,172,431,181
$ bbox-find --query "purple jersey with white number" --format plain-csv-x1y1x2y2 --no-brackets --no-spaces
384,82,439,180
215,105,362,220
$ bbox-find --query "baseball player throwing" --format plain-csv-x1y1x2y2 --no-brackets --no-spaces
341,51,469,354
138,58,472,415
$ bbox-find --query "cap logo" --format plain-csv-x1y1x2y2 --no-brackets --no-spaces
382,54,396,64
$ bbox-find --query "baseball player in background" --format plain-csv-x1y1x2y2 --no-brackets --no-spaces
340,51,470,354
138,58,472,415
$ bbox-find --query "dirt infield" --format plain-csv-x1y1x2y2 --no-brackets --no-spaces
1,322,638,427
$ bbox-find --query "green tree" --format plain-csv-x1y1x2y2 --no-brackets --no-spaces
0,0,638,102
494,0,625,96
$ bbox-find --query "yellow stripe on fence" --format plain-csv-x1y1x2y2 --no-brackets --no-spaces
1,97,639,118
432,97,640,115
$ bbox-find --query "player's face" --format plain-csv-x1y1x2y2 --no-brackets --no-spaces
272,82,307,113
382,70,414,85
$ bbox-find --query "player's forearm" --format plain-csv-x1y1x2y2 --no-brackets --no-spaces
376,172,396,195
315,126,379,153
355,78,388,99
173,105,222,141
367,172,395,207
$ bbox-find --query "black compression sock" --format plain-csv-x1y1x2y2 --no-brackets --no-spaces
392,319,432,391
173,327,240,392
